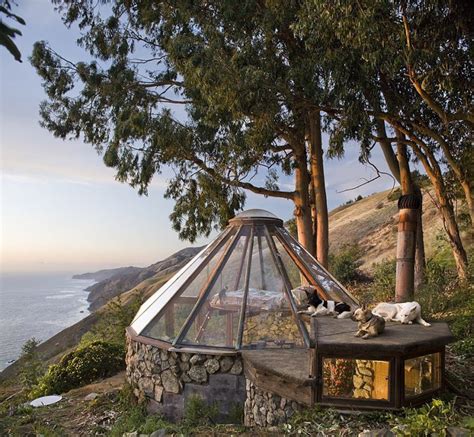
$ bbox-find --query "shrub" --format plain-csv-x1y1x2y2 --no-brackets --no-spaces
387,188,401,202
80,295,143,349
183,394,218,427
30,341,124,398
329,244,363,285
366,259,397,303
389,399,459,436
451,338,474,359
19,338,43,390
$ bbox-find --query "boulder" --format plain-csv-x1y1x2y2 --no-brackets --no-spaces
161,370,181,394
204,358,220,374
188,365,208,383
220,356,234,372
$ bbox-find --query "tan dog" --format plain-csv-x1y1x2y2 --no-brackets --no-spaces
352,306,385,339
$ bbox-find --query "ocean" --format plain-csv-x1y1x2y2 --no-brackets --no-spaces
0,272,95,371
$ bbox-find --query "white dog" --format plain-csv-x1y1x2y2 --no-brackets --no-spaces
372,301,430,326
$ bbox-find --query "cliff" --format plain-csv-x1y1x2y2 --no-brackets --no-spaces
85,247,203,311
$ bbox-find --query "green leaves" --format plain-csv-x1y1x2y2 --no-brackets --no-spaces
0,2,25,62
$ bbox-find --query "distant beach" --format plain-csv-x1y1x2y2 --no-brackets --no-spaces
0,272,94,371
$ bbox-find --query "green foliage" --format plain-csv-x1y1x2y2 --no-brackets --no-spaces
329,244,363,285
183,395,218,427
387,188,402,202
284,405,389,435
367,259,397,303
390,399,459,436
18,338,43,390
108,405,168,437
79,294,143,348
0,1,25,62
228,402,244,425
451,338,474,359
30,341,124,398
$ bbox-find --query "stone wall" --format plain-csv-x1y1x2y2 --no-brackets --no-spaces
244,380,303,427
125,336,245,422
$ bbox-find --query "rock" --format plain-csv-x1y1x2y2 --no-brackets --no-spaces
161,370,181,394
190,354,205,365
84,392,98,401
266,411,275,425
180,353,191,362
205,358,220,374
354,388,371,399
447,427,471,437
220,356,234,372
179,361,190,372
123,432,138,437
267,425,279,432
140,378,154,397
353,375,364,389
154,385,163,402
357,367,373,377
230,359,243,375
188,365,208,383
150,430,167,437
358,430,394,437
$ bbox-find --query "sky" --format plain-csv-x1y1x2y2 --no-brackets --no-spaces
0,1,397,274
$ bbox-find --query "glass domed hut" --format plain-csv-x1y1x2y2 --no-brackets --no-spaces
126,210,453,424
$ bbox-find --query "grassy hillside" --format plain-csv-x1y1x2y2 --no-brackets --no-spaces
329,188,448,271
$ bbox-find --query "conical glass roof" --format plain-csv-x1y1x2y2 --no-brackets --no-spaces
130,209,359,350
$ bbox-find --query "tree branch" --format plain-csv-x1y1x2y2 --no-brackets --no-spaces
187,154,295,200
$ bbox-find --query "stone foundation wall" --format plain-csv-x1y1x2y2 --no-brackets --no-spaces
125,336,245,422
244,380,303,427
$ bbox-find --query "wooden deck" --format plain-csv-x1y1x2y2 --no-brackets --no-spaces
242,318,454,406
312,318,454,356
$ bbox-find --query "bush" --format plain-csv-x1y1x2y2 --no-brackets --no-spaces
19,338,43,390
30,341,125,398
387,188,402,202
183,395,218,427
80,295,143,349
389,399,459,436
329,244,363,285
451,338,474,359
366,259,397,303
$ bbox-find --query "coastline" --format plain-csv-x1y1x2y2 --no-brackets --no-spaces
0,273,94,371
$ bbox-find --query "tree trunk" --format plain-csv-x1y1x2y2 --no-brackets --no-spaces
460,179,474,232
308,111,329,268
414,188,426,290
395,138,417,302
376,123,427,289
294,143,315,256
434,181,469,280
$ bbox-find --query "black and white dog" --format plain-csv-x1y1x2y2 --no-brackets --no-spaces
292,285,352,319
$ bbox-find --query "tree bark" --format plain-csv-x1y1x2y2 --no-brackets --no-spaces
294,143,315,256
308,111,329,267
414,188,426,290
376,123,426,289
395,137,417,302
407,142,469,280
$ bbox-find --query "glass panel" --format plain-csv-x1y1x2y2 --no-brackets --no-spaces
404,353,441,397
272,234,307,289
322,358,390,400
277,227,356,305
181,228,251,347
242,226,304,349
141,230,234,342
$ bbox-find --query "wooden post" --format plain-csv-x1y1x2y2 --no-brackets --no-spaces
396,194,420,302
